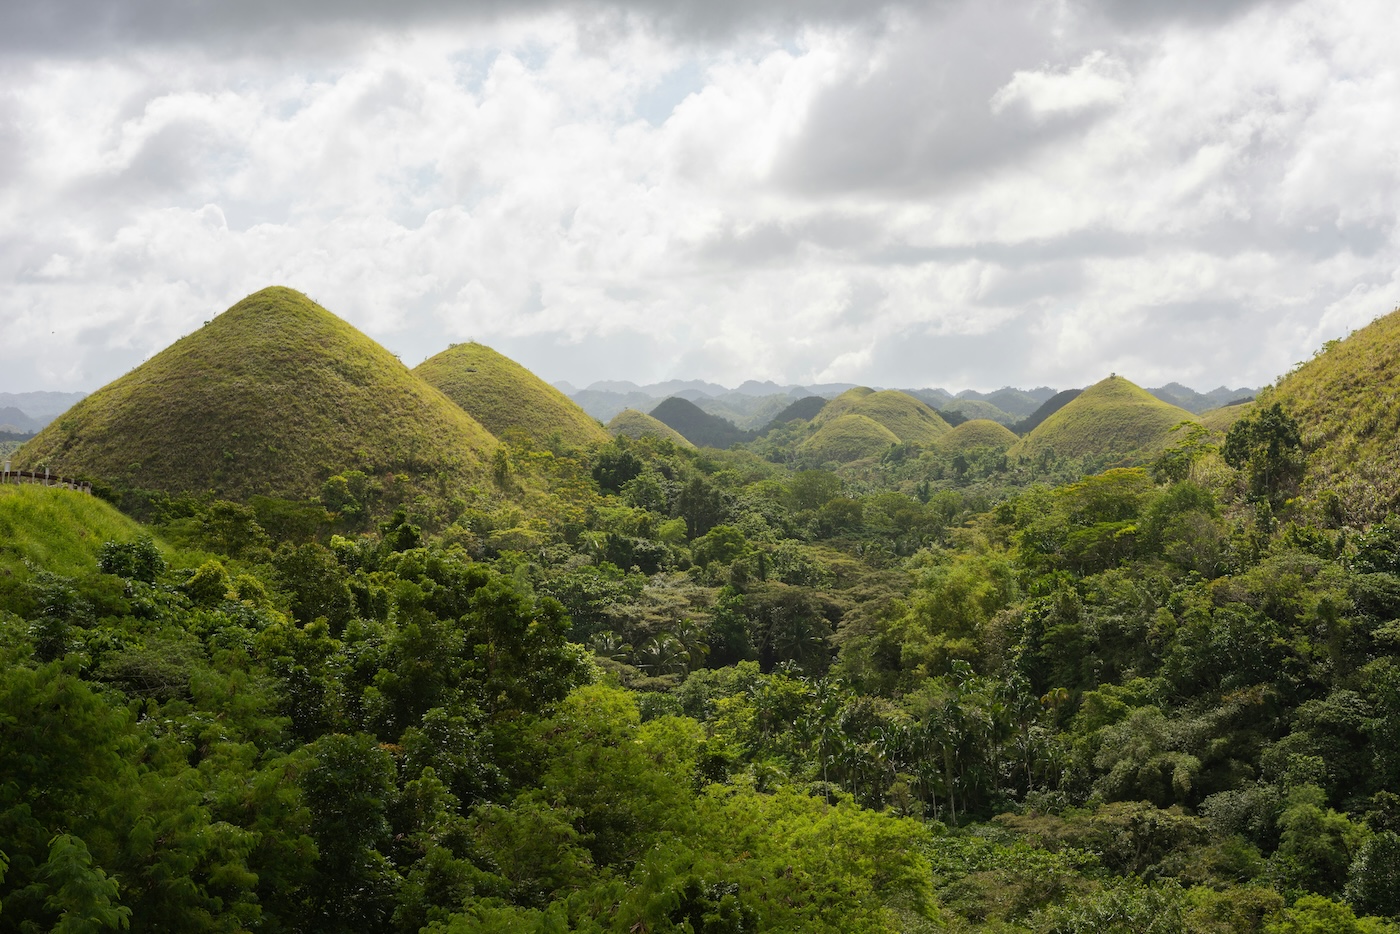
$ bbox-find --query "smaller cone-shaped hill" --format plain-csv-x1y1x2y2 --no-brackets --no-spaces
937,419,1019,454
16,287,498,501
415,342,608,448
1264,307,1400,522
815,389,951,445
1009,375,1196,466
607,409,694,447
799,413,900,463
649,397,754,448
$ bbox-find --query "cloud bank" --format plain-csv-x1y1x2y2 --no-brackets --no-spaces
1,0,1397,393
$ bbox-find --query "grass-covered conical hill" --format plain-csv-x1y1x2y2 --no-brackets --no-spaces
1009,375,1197,467
606,409,694,448
936,419,1019,454
814,389,951,445
799,413,900,463
1264,307,1400,522
15,287,498,501
414,342,608,448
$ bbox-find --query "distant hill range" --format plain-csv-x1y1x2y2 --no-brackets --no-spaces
0,392,87,432
561,379,1255,438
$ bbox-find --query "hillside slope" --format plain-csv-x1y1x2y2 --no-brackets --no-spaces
415,342,608,448
1009,375,1197,467
1012,389,1082,435
766,396,828,428
1265,308,1400,522
15,287,498,501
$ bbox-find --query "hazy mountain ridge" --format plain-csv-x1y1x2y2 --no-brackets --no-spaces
566,380,1255,431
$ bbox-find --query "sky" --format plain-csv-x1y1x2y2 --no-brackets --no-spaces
1,0,1398,395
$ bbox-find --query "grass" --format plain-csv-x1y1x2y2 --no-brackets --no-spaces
799,414,899,463
936,419,1019,454
607,410,694,447
0,485,158,580
847,391,952,444
1199,402,1254,434
415,342,608,448
814,387,876,422
14,287,498,503
1264,306,1400,523
1009,375,1198,467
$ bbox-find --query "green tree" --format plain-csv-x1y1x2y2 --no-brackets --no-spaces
301,733,400,933
1224,402,1305,504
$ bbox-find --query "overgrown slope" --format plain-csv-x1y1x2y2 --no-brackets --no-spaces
415,342,608,448
0,485,159,581
15,287,497,501
1265,307,1400,522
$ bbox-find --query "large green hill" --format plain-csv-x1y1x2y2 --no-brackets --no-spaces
415,342,608,448
1009,375,1197,467
1264,307,1400,522
15,287,498,501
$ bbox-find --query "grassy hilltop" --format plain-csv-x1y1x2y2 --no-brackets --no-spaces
15,287,498,501
1010,375,1197,467
607,408,694,447
415,341,608,448
799,413,900,463
814,389,952,444
936,418,1019,454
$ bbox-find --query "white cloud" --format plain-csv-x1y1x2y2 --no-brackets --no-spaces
990,50,1129,120
0,0,1398,395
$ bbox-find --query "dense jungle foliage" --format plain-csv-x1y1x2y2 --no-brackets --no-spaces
4,391,1400,933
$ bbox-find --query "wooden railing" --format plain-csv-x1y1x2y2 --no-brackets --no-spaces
0,466,92,494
